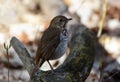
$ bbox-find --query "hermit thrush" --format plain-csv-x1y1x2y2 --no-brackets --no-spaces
31,15,72,78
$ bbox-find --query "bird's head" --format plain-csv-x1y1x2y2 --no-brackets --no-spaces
49,15,72,29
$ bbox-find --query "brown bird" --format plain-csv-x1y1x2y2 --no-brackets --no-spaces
31,15,72,78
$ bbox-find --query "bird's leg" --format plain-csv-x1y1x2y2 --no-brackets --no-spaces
47,60,55,73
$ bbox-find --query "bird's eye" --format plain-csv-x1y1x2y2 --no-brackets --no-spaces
59,19,62,22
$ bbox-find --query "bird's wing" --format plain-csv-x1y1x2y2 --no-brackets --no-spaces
35,27,61,65
31,28,61,78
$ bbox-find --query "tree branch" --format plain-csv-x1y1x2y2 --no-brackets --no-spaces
10,24,95,82
10,37,34,75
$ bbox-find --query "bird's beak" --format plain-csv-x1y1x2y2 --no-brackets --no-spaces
67,18,72,21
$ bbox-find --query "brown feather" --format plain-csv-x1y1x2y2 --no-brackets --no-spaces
31,27,61,78
35,27,61,63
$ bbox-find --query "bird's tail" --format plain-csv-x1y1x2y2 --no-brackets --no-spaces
30,59,44,79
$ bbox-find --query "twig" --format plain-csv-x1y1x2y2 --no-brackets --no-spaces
4,43,11,82
97,0,108,37
104,71,120,81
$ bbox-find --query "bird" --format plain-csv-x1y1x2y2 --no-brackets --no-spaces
31,15,72,78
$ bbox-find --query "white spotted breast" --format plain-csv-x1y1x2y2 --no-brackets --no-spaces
50,29,68,60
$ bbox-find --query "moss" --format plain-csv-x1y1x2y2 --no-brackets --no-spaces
65,75,72,82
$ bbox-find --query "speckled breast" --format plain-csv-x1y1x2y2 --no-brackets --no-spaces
50,29,68,60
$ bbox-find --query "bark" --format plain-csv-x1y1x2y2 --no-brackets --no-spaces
10,24,96,82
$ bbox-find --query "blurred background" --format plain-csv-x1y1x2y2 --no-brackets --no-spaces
0,0,120,82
